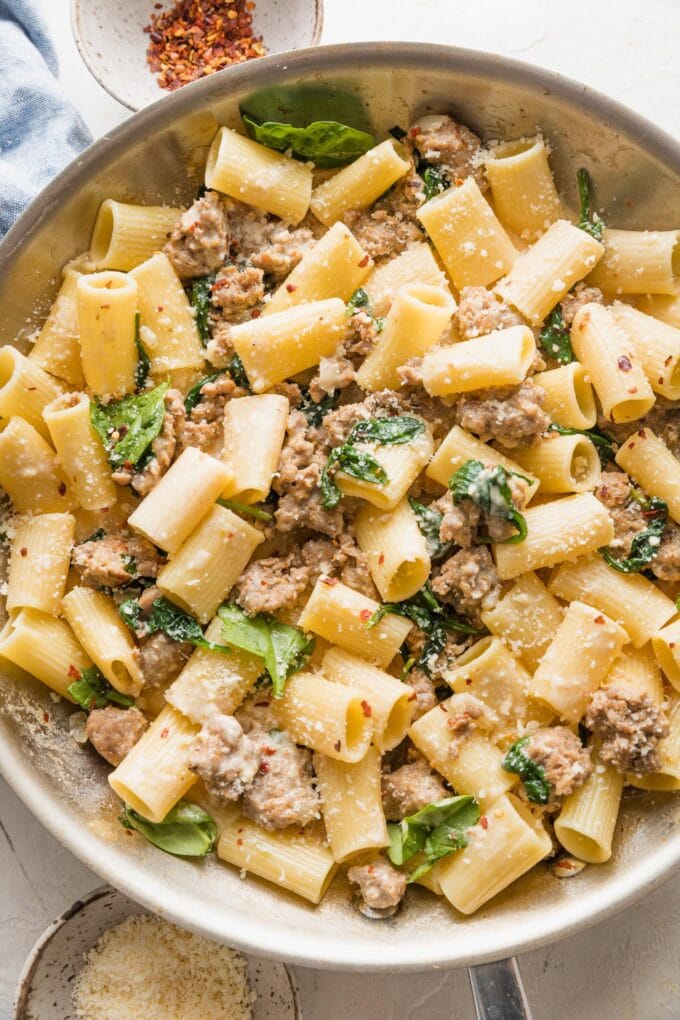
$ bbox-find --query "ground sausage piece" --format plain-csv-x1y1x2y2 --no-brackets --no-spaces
235,552,310,616
595,470,632,510
446,693,487,757
136,633,192,688
455,286,525,340
243,731,320,830
211,264,265,316
402,667,438,719
308,349,355,402
345,310,380,360
429,493,480,547
273,410,344,537
382,759,448,821
181,373,240,453
585,680,669,774
322,390,411,446
72,533,162,588
560,282,604,326
410,114,487,191
431,546,500,626
455,380,550,450
164,191,228,279
525,727,593,797
85,706,148,766
594,470,680,579
250,224,315,280
343,171,423,261
189,715,260,799
347,858,407,912
114,388,186,496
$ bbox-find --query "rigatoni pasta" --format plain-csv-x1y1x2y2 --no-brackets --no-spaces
76,271,138,397
0,347,64,439
0,417,75,514
90,199,182,271
532,361,597,429
6,513,74,615
353,498,430,602
221,394,288,503
421,324,536,396
485,137,562,239
42,392,117,511
62,587,143,697
587,228,679,295
314,747,389,862
310,139,410,225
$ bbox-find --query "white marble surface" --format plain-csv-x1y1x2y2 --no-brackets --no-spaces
2,0,680,1016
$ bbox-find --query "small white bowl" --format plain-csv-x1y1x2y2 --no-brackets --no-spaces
70,0,324,111
13,885,301,1019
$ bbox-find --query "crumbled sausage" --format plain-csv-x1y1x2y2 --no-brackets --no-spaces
342,171,423,261
136,632,192,688
560,282,604,326
382,758,448,820
308,349,355,402
72,533,162,588
595,470,680,579
235,552,310,616
273,409,344,537
347,857,407,911
410,114,487,191
446,693,487,757
85,706,148,766
431,546,501,626
322,390,410,446
181,373,240,453
525,726,593,797
189,715,260,799
345,310,380,361
455,286,524,340
585,680,669,774
250,224,315,280
429,493,480,547
639,396,680,459
211,264,265,319
402,667,438,719
164,191,228,279
242,730,320,830
113,389,185,495
455,380,550,450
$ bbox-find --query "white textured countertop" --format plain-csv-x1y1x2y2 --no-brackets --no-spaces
2,1,680,1016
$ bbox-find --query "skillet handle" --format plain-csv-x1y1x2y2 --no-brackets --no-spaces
467,957,533,1020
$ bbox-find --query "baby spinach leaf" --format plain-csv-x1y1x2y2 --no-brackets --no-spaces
134,313,150,389
184,370,225,415
387,795,479,880
547,423,615,468
422,165,448,202
242,113,375,168
228,353,251,392
218,604,314,698
90,382,168,470
408,497,454,562
538,305,573,364
449,460,528,544
577,167,603,241
68,665,134,711
599,496,668,573
120,800,217,857
502,736,551,804
119,595,231,653
216,497,273,521
350,415,425,446
297,388,338,427
346,287,384,332
189,274,215,346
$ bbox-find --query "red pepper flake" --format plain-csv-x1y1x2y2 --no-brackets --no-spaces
594,615,605,624
480,816,488,830
144,0,267,93
407,692,417,702
160,727,170,738
665,355,673,366
19,546,27,557
360,700,372,718
359,609,372,622
320,575,339,586
334,739,341,752
285,283,297,293
358,254,370,268
258,761,270,773
638,430,647,438
409,126,420,139
58,482,67,496
659,377,664,385
670,642,676,649
67,664,81,679
157,305,164,313
42,711,49,723
262,745,276,756
439,702,447,711
617,355,632,372
236,837,244,846
250,308,261,318
378,553,385,565
628,387,638,394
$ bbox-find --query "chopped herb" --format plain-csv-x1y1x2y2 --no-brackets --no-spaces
387,795,479,881
216,498,273,521
241,114,375,168
502,735,551,804
538,305,572,364
68,665,134,711
388,125,408,141
189,274,215,346
408,497,454,562
120,800,217,857
449,460,528,544
422,165,448,201
84,527,107,543
184,370,224,415
134,312,150,389
577,168,603,241
547,423,615,468
366,584,485,674
119,595,231,653
599,496,668,573
90,382,168,470
218,603,314,698
123,556,137,576
228,353,251,391
298,388,338,427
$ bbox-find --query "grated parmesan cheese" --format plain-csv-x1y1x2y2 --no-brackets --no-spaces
72,914,254,1020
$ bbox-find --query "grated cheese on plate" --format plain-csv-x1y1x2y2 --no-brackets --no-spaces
72,914,254,1020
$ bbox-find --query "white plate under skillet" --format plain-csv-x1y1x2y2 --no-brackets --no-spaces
13,884,301,1019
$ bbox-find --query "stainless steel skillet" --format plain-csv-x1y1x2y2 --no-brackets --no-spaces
0,43,678,1014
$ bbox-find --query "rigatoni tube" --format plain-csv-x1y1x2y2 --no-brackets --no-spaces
353,498,431,603
615,427,680,523
310,139,410,226
62,587,143,697
481,571,563,674
314,747,389,862
421,325,535,396
554,745,623,863
426,424,539,500
511,432,601,494
275,672,373,763
0,417,75,514
221,394,288,504
0,347,64,439
129,253,204,373
484,137,562,239
335,426,434,511
76,271,138,398
610,302,680,400
6,513,74,615
0,608,91,700
363,242,450,317
42,392,117,511
587,228,679,295
89,199,182,271
532,362,597,429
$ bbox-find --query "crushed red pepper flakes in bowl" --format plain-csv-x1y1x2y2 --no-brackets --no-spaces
144,0,266,93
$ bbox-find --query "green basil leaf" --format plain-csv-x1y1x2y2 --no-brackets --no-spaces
387,795,479,880
216,498,272,521
422,165,448,201
189,274,215,346
502,736,551,804
90,381,169,470
577,168,603,241
538,304,573,364
119,595,231,653
408,497,454,562
297,388,338,427
242,113,375,168
449,460,528,544
68,665,134,711
547,423,615,468
184,370,224,415
599,496,668,573
134,312,150,389
228,353,251,392
121,800,217,857
217,603,314,698
349,415,425,446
